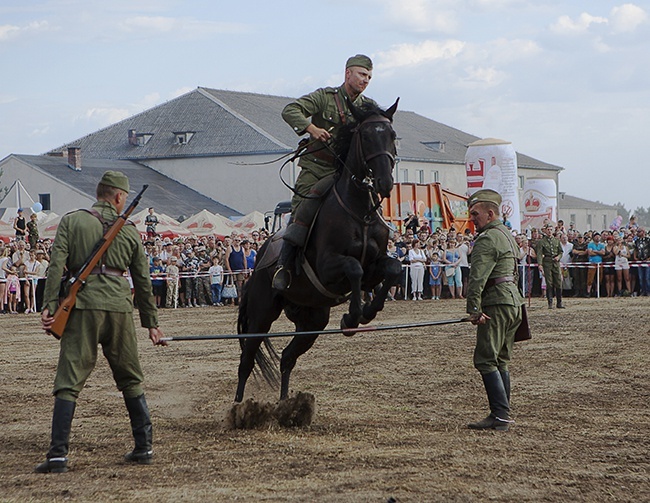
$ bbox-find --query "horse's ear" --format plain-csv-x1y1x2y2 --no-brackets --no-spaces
384,98,399,121
348,99,363,122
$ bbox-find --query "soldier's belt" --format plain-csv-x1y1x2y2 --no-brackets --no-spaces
485,276,515,288
306,145,335,164
90,265,126,277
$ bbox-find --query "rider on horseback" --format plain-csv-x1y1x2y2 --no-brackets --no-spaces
272,54,378,291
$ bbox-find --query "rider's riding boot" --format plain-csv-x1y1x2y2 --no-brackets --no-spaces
124,394,153,465
556,287,565,309
468,371,513,431
273,240,298,291
35,397,76,473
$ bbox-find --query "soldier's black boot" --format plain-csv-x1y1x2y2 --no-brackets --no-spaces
124,394,153,465
468,371,513,431
35,397,76,473
546,288,554,309
556,287,565,308
499,369,511,403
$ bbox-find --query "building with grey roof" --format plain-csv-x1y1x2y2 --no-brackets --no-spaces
1,87,564,220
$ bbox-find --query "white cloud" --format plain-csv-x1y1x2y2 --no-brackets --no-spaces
382,0,458,33
30,126,51,137
83,107,131,125
0,21,52,41
477,38,542,64
461,66,506,87
550,12,608,35
376,39,465,71
610,3,648,33
171,87,194,99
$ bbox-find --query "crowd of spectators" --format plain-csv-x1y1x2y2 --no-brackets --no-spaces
515,218,650,298
1,212,649,315
0,226,270,314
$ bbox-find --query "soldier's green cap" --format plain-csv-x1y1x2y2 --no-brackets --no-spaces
467,189,501,208
99,170,130,193
346,54,373,70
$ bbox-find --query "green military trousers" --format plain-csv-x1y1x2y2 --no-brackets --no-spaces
473,304,522,374
291,164,337,213
53,309,145,402
541,259,563,289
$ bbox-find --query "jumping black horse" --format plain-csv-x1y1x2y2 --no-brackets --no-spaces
235,99,402,403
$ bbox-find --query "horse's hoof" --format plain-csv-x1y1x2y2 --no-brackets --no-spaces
340,317,357,337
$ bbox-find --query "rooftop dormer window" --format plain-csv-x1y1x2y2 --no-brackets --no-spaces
128,129,153,146
422,141,445,153
173,131,195,145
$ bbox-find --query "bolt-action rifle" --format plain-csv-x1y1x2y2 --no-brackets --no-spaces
47,185,148,339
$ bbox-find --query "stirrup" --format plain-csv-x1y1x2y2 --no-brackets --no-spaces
272,266,292,291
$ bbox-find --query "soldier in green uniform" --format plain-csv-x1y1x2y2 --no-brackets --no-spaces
273,54,377,290
465,189,524,431
536,223,564,309
36,171,166,473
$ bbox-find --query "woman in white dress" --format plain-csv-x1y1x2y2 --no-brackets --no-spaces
408,239,427,300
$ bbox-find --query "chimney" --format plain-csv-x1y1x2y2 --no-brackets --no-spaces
67,146,81,171
128,129,138,146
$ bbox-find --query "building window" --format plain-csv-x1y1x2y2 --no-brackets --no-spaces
587,214,592,228
603,215,607,230
173,131,195,145
431,170,439,183
136,133,153,146
421,141,445,152
570,214,576,226
415,169,424,184
518,175,524,189
39,194,51,211
399,168,408,183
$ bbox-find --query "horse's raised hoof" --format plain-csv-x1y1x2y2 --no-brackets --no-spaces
340,315,358,337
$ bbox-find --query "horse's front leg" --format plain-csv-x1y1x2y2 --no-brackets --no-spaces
361,256,403,324
338,256,364,333
280,306,329,400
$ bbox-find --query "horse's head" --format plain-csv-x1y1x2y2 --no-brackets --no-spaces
342,99,399,199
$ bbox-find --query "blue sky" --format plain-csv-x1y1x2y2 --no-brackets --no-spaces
1,0,648,211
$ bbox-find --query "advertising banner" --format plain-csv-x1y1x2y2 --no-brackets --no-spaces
521,178,557,230
465,138,520,231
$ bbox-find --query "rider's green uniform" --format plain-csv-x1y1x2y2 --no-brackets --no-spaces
282,85,377,212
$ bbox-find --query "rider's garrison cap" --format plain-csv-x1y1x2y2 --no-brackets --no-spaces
346,54,373,70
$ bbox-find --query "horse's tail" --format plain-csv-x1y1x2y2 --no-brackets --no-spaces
237,273,281,388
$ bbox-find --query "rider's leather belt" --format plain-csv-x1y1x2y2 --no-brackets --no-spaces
485,276,515,289
307,145,335,164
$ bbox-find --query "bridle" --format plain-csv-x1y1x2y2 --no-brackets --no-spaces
346,114,396,184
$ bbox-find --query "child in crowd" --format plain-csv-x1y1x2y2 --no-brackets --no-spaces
6,266,21,314
209,255,224,306
429,252,443,300
149,257,166,308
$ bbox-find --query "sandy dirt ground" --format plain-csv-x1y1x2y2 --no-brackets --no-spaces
1,296,649,502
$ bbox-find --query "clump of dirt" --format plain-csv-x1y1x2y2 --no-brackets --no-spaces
225,392,316,429
274,391,315,427
225,398,275,429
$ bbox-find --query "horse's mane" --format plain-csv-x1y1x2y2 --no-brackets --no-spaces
331,101,387,170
